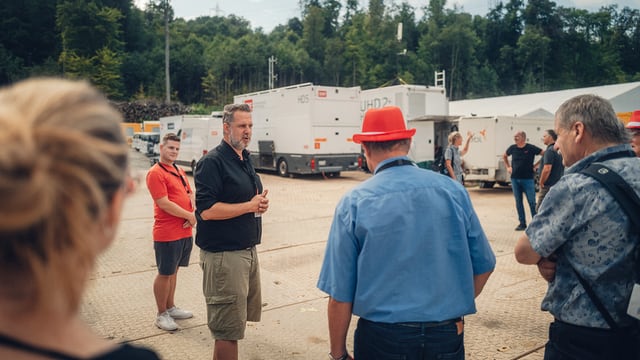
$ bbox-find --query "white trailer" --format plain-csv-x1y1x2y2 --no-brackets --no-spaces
458,115,553,188
360,85,452,167
234,83,362,177
159,115,184,139
158,114,224,173
159,112,223,140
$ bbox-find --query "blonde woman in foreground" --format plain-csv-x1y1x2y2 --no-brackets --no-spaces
0,78,160,359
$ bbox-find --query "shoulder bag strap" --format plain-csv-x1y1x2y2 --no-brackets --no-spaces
573,162,640,330
581,163,640,230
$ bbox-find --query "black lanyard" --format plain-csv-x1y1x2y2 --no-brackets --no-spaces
240,156,259,194
158,162,191,194
375,159,415,174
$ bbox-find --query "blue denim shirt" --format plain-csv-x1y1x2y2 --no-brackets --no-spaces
317,156,496,323
526,144,640,328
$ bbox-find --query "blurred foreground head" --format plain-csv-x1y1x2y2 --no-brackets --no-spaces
0,78,129,313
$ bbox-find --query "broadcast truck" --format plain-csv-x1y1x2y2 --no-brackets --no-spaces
359,84,453,169
234,83,362,177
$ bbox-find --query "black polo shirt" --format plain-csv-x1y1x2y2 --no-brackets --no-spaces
194,140,263,252
506,143,543,179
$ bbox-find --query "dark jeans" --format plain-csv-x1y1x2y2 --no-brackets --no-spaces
543,320,639,360
354,317,464,360
511,178,536,224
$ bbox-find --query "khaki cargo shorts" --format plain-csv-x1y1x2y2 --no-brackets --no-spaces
200,247,262,340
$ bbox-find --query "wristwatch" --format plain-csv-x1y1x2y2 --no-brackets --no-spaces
327,352,348,360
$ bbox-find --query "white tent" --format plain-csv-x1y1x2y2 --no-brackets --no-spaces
450,81,640,118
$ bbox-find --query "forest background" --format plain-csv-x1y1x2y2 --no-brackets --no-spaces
1,0,639,115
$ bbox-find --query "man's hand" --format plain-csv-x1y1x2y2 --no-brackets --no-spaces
184,213,196,228
251,189,269,214
537,257,557,282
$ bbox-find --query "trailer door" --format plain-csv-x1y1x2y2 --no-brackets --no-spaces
457,117,500,183
407,119,435,166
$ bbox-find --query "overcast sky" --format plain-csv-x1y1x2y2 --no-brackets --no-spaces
134,0,640,32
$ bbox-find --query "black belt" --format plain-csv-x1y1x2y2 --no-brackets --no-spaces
361,317,462,328
397,317,463,328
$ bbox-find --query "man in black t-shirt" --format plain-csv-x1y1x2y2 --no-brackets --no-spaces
503,131,544,231
536,129,564,211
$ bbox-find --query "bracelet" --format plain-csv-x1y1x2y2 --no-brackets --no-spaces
327,352,348,360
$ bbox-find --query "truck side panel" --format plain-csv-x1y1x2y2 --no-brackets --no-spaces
235,84,362,176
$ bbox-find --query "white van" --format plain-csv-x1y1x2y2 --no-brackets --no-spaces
174,115,223,173
132,132,159,155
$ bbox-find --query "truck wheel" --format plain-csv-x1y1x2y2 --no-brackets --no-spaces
277,159,289,177
479,181,495,189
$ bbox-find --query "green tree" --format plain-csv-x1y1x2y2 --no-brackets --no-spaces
516,27,550,92
57,0,125,98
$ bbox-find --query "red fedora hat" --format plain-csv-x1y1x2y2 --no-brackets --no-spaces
627,110,640,129
353,106,416,144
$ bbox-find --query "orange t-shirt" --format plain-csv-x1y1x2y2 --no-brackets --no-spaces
146,163,193,242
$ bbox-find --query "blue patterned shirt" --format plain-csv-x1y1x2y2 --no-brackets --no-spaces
317,156,496,323
526,144,640,328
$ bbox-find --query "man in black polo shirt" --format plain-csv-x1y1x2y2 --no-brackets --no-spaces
503,131,544,231
194,103,269,360
536,129,564,211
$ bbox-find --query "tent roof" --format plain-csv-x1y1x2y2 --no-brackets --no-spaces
450,82,640,118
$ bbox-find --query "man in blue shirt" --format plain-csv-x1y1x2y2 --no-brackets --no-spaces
317,106,496,360
515,95,640,359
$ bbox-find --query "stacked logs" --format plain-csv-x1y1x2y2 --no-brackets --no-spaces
112,100,191,122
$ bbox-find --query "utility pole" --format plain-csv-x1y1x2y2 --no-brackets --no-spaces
163,0,171,103
395,22,406,81
268,56,277,89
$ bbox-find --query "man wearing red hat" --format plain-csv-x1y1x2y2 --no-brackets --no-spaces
317,106,496,360
627,110,640,157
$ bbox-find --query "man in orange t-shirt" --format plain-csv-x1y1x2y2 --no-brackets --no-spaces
146,133,196,331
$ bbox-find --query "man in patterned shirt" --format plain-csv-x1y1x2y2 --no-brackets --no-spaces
514,94,639,359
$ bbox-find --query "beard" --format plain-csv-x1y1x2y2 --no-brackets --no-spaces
229,132,249,152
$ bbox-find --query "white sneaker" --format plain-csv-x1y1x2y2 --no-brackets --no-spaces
155,311,178,331
167,306,193,319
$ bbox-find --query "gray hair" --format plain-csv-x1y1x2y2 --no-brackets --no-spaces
222,103,251,125
555,94,629,144
362,139,411,153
